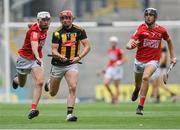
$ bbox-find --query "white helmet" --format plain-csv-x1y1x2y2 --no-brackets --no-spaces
109,36,119,43
37,11,51,21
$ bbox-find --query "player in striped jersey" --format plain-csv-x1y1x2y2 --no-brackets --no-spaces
44,10,90,121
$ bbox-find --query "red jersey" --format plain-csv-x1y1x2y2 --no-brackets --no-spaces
131,23,169,62
18,23,48,60
107,47,124,66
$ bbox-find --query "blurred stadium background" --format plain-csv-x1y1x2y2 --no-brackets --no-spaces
0,0,180,103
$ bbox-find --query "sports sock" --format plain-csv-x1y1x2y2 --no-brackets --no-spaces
31,103,37,110
139,96,146,107
67,107,74,115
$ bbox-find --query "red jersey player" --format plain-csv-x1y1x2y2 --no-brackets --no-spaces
103,36,127,104
126,8,176,115
12,11,51,119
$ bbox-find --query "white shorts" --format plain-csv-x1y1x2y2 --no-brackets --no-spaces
104,66,123,80
16,56,42,75
150,67,166,81
134,58,159,73
50,64,78,78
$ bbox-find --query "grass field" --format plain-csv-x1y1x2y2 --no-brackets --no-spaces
0,101,180,129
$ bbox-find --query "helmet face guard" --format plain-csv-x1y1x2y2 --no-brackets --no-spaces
144,8,157,26
59,10,74,29
37,11,51,30
144,8,157,18
37,11,51,21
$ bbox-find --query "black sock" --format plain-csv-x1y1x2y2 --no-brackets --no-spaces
67,107,74,115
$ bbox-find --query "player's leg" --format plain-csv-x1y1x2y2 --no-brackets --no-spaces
104,76,114,101
44,65,63,96
64,64,79,121
12,56,31,89
132,59,144,101
12,73,27,89
28,66,44,119
104,67,117,103
48,76,61,96
136,64,156,115
113,66,123,103
114,79,120,103
131,72,143,101
150,77,160,103
150,68,161,103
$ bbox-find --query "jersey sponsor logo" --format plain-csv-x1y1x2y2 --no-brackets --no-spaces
142,32,149,36
64,40,77,46
143,39,160,48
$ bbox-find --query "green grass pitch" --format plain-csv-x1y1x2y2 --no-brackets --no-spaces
0,102,180,129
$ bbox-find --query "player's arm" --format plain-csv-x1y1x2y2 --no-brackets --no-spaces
78,29,91,59
126,39,139,50
78,38,91,59
166,38,177,64
30,32,41,63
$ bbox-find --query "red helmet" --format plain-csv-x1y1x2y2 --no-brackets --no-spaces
59,10,73,18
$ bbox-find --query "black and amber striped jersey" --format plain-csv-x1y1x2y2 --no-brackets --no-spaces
51,24,87,66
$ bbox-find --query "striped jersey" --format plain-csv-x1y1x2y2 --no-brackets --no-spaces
51,24,87,66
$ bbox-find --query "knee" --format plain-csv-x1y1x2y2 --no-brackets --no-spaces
36,79,44,88
142,75,150,82
69,85,76,93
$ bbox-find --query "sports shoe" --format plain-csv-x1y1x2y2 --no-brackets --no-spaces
44,82,49,92
131,88,140,101
66,114,77,122
12,75,18,89
28,109,39,119
136,105,143,115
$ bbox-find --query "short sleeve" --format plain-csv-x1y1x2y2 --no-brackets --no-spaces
79,29,87,40
162,28,170,40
